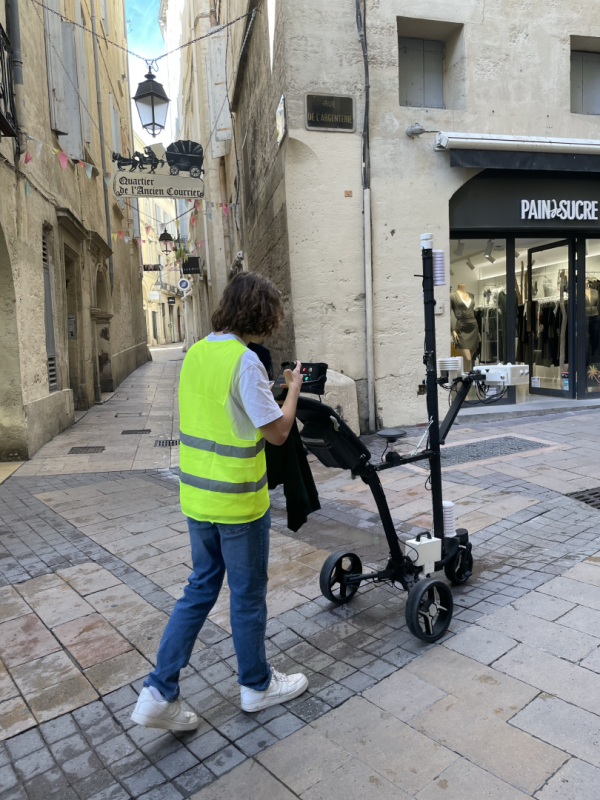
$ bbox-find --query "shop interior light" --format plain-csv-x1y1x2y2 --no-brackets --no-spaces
485,239,494,258
454,240,464,256
466,258,475,270
486,253,496,264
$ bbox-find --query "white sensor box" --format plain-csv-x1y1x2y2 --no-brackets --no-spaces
400,536,442,574
474,363,530,386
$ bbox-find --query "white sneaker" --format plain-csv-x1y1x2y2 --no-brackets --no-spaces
240,668,309,712
130,687,199,731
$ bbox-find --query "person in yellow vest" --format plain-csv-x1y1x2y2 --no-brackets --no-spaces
131,272,307,730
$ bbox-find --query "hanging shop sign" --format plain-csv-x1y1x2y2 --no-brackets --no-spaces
178,278,191,291
143,264,162,271
167,297,176,305
305,94,355,132
182,256,202,274
112,140,205,198
451,172,600,231
149,290,160,301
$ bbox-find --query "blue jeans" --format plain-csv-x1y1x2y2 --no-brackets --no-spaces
145,510,271,701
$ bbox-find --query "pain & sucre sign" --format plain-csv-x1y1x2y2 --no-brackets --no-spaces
521,199,599,221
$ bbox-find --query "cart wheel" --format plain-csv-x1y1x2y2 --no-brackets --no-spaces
444,546,473,586
320,549,362,604
190,166,201,178
169,165,180,176
406,578,453,642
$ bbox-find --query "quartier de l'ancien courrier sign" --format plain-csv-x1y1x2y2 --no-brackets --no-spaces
305,94,355,132
112,140,205,199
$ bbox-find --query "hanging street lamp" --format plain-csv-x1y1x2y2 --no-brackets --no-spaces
133,65,170,137
159,229,174,254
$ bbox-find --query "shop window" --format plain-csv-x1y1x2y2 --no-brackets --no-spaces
449,239,508,372
397,18,465,110
571,50,600,115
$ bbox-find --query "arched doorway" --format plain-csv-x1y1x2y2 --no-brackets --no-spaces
0,225,27,458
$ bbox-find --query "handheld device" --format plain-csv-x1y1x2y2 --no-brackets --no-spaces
272,362,328,401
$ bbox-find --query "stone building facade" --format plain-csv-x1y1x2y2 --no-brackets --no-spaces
166,0,600,430
0,0,149,460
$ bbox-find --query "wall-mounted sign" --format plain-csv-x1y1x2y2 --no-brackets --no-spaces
305,94,355,132
531,376,541,388
112,140,205,199
149,290,160,301
67,315,77,340
178,278,191,291
450,172,600,231
520,199,599,221
182,257,202,274
167,296,176,305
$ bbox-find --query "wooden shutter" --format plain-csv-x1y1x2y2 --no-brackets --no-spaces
101,0,109,34
76,0,90,143
398,37,425,107
43,0,68,134
423,40,444,109
109,94,120,153
132,198,141,238
571,52,583,114
398,37,444,109
58,22,84,158
582,52,600,115
42,233,58,391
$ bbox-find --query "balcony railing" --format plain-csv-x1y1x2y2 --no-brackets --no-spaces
0,23,17,138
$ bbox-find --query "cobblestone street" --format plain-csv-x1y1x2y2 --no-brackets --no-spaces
4,345,600,799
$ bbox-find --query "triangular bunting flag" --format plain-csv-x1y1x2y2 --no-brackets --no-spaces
85,164,93,179
190,215,196,226
145,226,151,235
195,199,200,211
111,233,118,241
175,219,180,229
24,151,32,165
25,179,32,196
222,204,229,217
118,230,123,240
79,160,86,168
52,148,60,155
58,152,69,169
207,211,212,221
124,236,130,243
34,139,43,159
137,238,142,246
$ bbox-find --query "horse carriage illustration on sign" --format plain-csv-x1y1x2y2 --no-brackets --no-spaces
111,141,204,179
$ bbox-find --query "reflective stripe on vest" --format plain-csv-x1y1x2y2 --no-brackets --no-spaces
178,337,270,524
179,432,266,459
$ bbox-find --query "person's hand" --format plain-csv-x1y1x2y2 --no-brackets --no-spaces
452,330,458,343
283,360,302,393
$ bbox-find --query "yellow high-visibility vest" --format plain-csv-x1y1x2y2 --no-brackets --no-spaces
179,337,269,523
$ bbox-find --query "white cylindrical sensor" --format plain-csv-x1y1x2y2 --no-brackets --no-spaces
432,249,446,286
442,500,456,537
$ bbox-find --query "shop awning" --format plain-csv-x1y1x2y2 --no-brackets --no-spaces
436,132,600,171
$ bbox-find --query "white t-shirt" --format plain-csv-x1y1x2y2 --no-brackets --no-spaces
206,332,283,440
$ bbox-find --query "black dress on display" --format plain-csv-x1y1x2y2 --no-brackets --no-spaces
450,292,479,353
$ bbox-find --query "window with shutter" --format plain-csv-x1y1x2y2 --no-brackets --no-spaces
571,51,600,115
58,22,84,158
101,0,109,35
42,232,58,391
43,0,69,134
109,94,121,154
132,198,141,238
76,0,90,143
398,37,444,109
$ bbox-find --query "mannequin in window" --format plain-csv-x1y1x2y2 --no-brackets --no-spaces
451,283,479,371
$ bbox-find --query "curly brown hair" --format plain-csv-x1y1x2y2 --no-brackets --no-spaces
211,272,284,337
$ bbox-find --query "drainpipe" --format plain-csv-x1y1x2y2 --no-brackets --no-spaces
90,0,113,290
7,0,27,150
355,0,374,432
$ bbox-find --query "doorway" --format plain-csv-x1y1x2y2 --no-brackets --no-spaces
152,311,158,343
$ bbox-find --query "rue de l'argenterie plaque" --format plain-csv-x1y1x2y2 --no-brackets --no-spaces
305,94,355,132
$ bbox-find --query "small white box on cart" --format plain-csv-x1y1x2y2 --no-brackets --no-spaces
400,534,442,576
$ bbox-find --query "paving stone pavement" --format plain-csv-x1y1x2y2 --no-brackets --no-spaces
4,346,600,798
